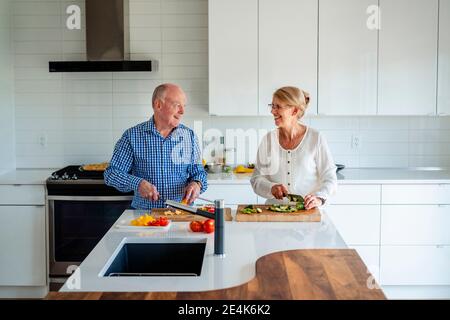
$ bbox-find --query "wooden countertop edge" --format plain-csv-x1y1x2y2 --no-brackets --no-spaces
45,249,386,300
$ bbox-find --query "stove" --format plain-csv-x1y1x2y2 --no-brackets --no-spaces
46,165,133,289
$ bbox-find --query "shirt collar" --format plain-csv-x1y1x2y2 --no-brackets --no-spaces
145,116,182,139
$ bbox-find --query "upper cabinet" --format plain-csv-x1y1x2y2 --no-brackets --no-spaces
438,0,450,116
209,0,318,116
318,0,378,115
209,0,258,116
378,0,439,115
259,0,318,116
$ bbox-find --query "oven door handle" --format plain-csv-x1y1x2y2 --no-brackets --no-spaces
47,195,133,201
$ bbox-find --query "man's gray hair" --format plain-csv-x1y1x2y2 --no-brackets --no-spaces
152,84,168,106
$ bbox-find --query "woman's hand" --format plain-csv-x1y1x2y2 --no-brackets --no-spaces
304,194,323,210
271,184,289,200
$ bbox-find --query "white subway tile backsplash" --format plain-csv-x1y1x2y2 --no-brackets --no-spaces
16,105,62,118
130,41,162,54
162,1,207,15
16,92,63,106
13,28,62,41
359,142,409,156
14,67,62,80
64,93,113,106
130,1,161,15
62,79,112,93
13,1,61,15
162,14,207,28
62,106,112,119
163,53,207,66
15,79,62,93
113,93,153,105
15,41,62,54
163,66,207,79
63,144,113,156
162,40,207,53
112,80,161,93
13,15,60,28
130,14,162,28
113,105,154,118
162,27,207,41
359,155,409,168
130,28,162,41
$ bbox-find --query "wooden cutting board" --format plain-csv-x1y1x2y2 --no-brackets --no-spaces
235,205,321,222
151,208,233,221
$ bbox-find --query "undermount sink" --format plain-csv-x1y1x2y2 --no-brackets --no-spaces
100,238,207,277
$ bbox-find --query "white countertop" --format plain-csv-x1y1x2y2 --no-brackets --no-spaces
0,169,55,185
60,209,346,293
208,168,450,184
1,168,449,185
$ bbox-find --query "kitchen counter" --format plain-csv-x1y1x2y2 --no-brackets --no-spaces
0,168,56,185
54,209,348,294
1,168,449,185
47,249,385,300
208,168,450,184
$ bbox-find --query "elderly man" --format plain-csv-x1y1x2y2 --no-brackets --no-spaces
104,83,207,209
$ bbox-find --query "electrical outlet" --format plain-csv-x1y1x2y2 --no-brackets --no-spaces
351,134,361,150
39,133,47,148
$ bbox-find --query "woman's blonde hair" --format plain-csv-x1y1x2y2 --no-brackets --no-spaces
273,86,310,119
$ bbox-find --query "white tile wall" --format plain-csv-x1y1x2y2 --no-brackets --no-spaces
0,0,15,173
10,0,450,169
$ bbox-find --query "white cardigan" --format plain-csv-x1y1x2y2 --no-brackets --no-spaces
250,127,337,204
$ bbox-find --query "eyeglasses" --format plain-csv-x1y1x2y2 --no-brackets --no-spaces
268,103,295,111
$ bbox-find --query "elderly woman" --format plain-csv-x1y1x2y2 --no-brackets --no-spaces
250,86,337,210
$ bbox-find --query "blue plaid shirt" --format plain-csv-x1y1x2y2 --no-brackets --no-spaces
104,117,208,209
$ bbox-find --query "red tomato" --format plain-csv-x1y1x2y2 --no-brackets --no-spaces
203,219,215,233
190,221,203,232
159,217,169,227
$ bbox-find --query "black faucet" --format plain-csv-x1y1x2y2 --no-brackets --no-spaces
165,199,225,256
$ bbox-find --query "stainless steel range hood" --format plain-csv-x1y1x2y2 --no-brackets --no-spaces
49,0,152,72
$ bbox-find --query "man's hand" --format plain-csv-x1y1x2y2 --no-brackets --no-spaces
183,181,201,205
271,184,289,200
304,194,323,210
138,180,159,201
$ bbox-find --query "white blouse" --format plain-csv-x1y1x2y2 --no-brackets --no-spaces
250,127,337,204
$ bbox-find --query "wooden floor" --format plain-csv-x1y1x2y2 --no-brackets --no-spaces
46,249,386,300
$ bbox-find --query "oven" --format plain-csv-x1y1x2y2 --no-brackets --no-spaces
46,166,133,289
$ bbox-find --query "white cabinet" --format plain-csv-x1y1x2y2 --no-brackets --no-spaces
329,184,381,205
438,0,450,115
0,185,45,205
382,184,450,205
327,205,380,245
351,245,380,282
318,0,378,115
378,0,438,115
0,206,46,286
380,246,450,285
259,0,318,116
381,205,450,245
209,0,258,116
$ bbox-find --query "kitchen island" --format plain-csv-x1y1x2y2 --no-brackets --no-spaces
46,210,385,300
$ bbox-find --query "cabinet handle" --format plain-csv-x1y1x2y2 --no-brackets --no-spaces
436,245,445,249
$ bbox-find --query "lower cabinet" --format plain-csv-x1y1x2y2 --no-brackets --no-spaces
350,245,380,283
380,245,450,286
326,205,380,245
0,205,46,286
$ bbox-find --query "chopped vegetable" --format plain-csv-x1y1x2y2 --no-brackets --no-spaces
240,205,261,214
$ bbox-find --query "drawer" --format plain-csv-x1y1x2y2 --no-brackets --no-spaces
381,205,450,245
351,245,380,283
329,185,381,205
326,205,380,245
0,185,45,205
380,246,450,286
196,184,257,205
382,184,450,204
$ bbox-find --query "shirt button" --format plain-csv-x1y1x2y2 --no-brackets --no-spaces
288,161,290,164
288,183,291,186
288,172,290,175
